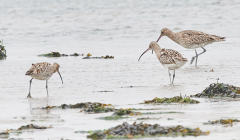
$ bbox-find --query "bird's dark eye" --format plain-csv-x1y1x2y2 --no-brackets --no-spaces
161,31,163,34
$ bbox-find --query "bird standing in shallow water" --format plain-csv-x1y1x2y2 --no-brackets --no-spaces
156,28,225,66
138,41,187,84
25,62,63,98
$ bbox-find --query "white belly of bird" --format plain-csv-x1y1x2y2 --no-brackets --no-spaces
161,61,187,70
182,42,213,49
30,74,53,80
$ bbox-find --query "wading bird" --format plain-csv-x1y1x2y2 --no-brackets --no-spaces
156,28,225,66
138,41,187,84
25,62,63,98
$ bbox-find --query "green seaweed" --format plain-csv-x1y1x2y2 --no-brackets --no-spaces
144,95,199,104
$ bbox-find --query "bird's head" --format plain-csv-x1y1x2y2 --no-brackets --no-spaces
53,63,63,84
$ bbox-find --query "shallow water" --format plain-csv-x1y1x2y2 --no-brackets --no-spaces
1,0,240,139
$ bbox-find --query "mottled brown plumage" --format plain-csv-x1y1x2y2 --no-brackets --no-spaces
138,41,187,84
157,28,225,66
25,62,63,98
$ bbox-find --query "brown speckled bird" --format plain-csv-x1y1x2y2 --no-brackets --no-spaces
25,62,63,98
138,41,187,84
156,28,225,66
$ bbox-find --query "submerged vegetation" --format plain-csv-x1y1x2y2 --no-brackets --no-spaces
204,119,240,126
0,40,7,59
144,95,200,104
82,54,114,59
97,116,129,120
38,52,84,57
17,124,51,130
190,83,240,98
38,52,61,57
112,108,142,116
41,102,114,113
0,124,51,138
87,122,210,139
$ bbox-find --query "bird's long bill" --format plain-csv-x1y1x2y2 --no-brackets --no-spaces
57,70,63,84
156,35,162,42
138,48,150,61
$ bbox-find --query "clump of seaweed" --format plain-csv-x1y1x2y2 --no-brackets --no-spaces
190,83,240,98
102,55,114,59
87,122,210,139
17,124,51,130
112,108,142,116
39,52,83,57
144,95,199,104
38,52,61,57
0,40,7,59
204,119,240,126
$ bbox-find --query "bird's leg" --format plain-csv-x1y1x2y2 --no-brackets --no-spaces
198,47,206,56
190,49,198,66
190,47,206,65
194,49,198,66
172,70,175,84
27,78,33,98
46,80,49,97
168,69,171,84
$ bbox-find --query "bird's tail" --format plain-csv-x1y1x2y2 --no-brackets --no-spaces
212,35,226,42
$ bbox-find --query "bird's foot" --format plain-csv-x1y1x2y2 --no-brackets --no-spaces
27,94,32,98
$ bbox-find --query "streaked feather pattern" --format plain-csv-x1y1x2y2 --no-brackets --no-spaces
25,62,60,80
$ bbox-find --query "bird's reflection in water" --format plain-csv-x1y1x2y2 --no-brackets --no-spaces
28,97,60,119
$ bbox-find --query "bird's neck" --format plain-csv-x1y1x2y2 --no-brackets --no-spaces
153,46,162,60
52,64,58,73
166,30,179,44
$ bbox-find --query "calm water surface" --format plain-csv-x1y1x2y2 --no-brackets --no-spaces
1,0,240,139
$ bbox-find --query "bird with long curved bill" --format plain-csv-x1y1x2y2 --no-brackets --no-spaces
138,41,187,84
25,62,63,98
156,28,225,66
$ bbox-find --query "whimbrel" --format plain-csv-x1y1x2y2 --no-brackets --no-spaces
138,41,187,84
25,62,63,98
156,28,225,66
